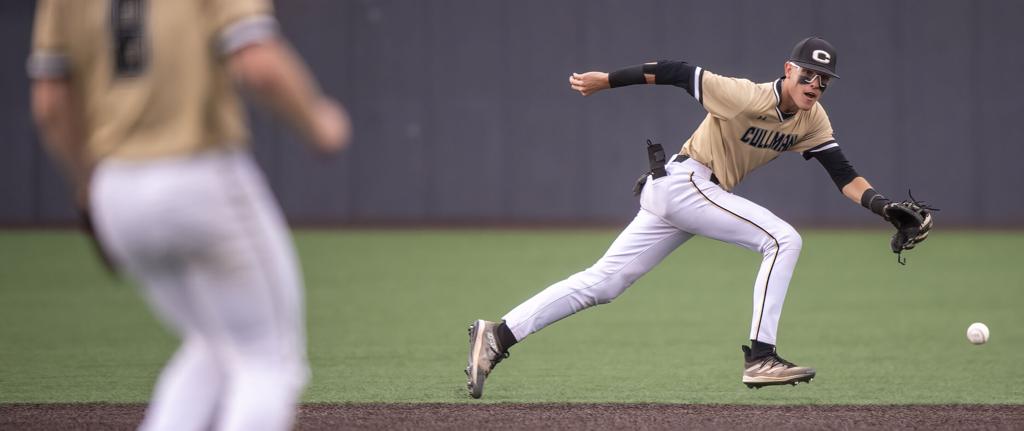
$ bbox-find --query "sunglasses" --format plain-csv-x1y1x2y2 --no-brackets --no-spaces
788,62,831,90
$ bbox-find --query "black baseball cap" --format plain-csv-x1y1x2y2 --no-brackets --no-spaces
789,37,839,79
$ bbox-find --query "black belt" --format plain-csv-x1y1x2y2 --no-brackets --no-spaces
673,155,720,185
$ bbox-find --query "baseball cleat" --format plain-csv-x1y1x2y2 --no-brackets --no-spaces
741,345,815,389
465,319,508,399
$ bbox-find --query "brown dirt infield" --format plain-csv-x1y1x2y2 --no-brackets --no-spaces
2,403,1022,430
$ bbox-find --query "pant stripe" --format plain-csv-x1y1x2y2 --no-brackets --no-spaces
688,173,778,343
219,155,289,352
510,227,683,331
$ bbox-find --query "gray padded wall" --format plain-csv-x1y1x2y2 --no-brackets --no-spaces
3,0,1023,225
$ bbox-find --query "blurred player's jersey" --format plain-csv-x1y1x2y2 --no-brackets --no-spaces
29,0,275,162
682,70,836,191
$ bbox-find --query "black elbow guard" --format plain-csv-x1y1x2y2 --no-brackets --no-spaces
653,60,695,91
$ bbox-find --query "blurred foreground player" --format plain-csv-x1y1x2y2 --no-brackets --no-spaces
29,0,350,429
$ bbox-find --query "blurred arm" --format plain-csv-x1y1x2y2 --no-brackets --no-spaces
32,78,89,206
228,38,350,153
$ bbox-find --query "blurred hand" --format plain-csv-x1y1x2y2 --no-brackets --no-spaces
569,72,609,96
312,98,352,154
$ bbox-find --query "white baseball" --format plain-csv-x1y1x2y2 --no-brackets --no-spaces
966,322,990,345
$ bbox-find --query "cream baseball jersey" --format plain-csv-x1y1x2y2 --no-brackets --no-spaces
682,69,836,191
28,0,276,162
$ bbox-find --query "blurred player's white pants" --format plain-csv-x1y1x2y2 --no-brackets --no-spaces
504,156,802,345
90,148,308,431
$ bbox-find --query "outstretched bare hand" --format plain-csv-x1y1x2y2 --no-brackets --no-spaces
569,72,609,96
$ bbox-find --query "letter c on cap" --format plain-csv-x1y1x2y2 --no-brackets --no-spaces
812,50,831,64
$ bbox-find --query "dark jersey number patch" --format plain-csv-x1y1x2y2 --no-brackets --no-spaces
110,0,147,77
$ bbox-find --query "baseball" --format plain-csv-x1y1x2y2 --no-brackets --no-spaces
966,322,990,345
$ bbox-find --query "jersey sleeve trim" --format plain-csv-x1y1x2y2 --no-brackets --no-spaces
694,66,704,105
220,14,279,56
26,51,69,79
801,139,838,159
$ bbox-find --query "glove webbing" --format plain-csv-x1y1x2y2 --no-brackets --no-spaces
895,190,939,266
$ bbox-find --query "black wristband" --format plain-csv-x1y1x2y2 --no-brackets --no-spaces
860,188,890,217
608,64,645,88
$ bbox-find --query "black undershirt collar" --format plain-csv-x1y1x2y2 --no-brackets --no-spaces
773,78,797,121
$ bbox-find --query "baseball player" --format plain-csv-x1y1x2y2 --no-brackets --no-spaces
29,0,349,430
466,37,932,398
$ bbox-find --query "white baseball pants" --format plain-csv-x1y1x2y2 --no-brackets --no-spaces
90,148,308,431
504,156,802,345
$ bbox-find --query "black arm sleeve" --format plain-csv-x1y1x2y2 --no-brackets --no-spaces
608,64,646,88
805,144,859,190
651,60,697,95
608,61,698,96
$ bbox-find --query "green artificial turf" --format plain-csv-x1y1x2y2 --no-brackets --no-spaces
1,229,1022,404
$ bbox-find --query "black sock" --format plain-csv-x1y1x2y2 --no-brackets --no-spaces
750,340,775,358
496,321,518,352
